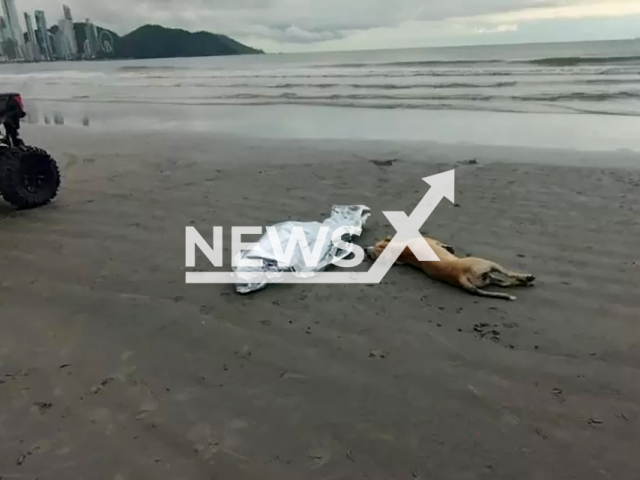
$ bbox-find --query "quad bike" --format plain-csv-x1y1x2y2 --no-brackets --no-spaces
0,93,60,209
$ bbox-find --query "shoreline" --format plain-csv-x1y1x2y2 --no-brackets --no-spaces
23,123,640,170
19,102,640,154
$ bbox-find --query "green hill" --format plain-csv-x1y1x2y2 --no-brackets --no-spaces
116,24,262,59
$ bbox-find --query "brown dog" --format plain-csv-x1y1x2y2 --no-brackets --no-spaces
366,236,535,301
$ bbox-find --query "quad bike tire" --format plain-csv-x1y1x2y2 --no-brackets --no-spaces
0,146,61,209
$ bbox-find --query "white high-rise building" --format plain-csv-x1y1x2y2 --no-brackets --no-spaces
84,18,99,58
53,24,67,59
0,16,7,59
24,12,39,61
63,4,72,21
35,10,52,60
57,18,76,59
1,0,24,59
0,16,8,43
58,5,77,58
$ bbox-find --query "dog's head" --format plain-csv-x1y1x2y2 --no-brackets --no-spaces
365,237,392,261
366,236,415,262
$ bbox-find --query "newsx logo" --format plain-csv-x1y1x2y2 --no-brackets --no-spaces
185,170,455,285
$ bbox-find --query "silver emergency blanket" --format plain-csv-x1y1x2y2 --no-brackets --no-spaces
233,205,370,294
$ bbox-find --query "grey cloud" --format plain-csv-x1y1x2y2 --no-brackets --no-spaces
17,0,612,48
247,24,345,44
414,0,557,21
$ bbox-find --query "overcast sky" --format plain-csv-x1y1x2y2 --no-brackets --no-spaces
17,0,640,51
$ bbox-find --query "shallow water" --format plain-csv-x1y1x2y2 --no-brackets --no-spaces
2,40,640,150
2,39,640,114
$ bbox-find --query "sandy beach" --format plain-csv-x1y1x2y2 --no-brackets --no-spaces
0,124,638,479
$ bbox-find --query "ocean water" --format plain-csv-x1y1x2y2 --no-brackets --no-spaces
2,39,640,150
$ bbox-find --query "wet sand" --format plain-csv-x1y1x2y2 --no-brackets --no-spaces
1,126,639,479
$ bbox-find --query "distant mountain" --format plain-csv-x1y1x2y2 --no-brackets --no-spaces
116,24,262,59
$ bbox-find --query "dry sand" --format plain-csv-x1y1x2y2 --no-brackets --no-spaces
1,125,639,479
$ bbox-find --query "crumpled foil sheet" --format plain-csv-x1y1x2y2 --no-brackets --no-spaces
233,205,370,294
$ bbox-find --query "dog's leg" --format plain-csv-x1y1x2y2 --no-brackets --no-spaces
490,263,535,285
459,275,516,301
488,273,519,288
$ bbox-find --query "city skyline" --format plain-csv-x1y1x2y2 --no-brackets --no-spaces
0,1,104,61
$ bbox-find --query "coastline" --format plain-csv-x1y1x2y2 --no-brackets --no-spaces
1,126,639,478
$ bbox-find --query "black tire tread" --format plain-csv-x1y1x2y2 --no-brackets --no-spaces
0,146,61,209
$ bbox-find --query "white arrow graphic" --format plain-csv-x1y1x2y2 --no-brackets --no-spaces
362,169,456,284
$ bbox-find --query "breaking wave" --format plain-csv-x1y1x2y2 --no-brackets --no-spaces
254,81,518,90
217,90,640,103
526,55,640,67
304,55,640,69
